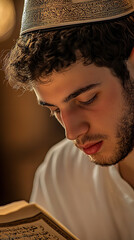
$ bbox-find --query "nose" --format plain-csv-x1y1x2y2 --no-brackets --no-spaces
60,108,89,140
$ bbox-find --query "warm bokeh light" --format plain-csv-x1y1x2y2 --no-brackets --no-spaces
0,0,16,41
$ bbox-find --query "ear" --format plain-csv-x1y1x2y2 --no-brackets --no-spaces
128,47,134,64
127,47,134,78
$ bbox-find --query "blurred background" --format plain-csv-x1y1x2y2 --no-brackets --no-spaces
0,0,65,205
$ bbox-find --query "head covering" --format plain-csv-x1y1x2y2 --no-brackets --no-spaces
20,0,134,35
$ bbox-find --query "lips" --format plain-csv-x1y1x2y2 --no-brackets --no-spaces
82,141,103,155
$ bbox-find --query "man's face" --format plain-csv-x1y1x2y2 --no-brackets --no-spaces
34,61,134,166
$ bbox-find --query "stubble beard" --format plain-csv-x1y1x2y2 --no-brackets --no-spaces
75,79,134,166
90,107,134,166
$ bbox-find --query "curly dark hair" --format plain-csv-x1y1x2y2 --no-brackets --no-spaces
4,14,134,90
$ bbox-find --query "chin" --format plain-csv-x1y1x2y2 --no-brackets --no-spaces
88,153,120,166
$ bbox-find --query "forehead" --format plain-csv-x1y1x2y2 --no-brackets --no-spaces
34,61,115,101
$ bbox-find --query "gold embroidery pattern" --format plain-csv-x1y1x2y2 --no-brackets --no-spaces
21,0,134,34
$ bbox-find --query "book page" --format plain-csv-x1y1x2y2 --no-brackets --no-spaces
0,217,71,239
0,201,28,215
0,202,79,240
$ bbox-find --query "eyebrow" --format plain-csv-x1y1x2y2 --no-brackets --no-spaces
39,82,101,107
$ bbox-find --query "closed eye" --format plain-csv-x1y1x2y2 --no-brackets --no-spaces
50,108,60,117
79,94,98,105
50,94,98,116
49,94,98,117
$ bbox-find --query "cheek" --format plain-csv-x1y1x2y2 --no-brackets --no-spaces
91,89,122,130
105,87,122,119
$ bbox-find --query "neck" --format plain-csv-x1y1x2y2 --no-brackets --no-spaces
118,150,134,189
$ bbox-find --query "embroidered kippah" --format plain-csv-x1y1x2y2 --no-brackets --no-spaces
20,0,134,35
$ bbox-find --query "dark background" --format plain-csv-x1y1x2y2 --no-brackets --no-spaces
0,0,65,205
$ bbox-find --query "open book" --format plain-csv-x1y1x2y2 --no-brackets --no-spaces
0,201,79,240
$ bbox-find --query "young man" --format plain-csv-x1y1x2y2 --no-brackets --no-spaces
4,0,134,239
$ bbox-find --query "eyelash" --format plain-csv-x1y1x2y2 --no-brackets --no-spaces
50,94,98,117
79,94,97,105
50,109,60,117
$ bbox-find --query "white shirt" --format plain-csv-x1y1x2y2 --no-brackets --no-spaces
30,139,134,240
